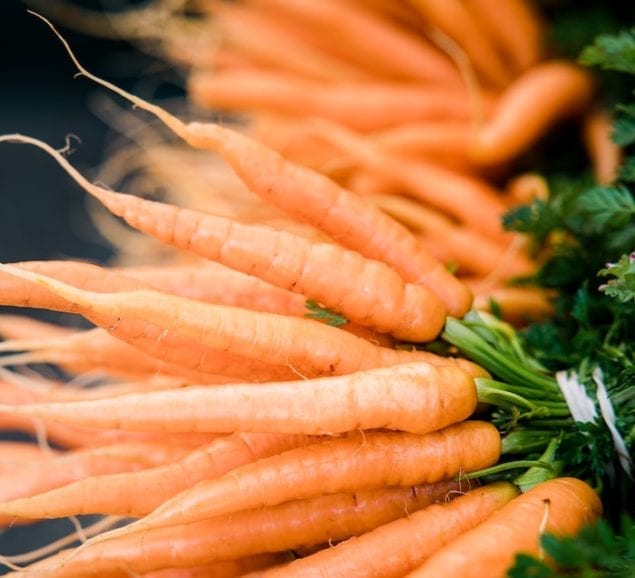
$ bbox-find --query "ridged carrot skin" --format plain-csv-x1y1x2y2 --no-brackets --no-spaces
262,482,520,577
405,477,603,578
0,361,477,436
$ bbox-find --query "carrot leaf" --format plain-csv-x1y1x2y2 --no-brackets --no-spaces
304,300,348,327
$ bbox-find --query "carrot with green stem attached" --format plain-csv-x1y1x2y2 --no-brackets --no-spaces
404,477,603,578
28,13,471,317
0,361,477,435
62,421,501,548
0,264,485,378
22,481,461,577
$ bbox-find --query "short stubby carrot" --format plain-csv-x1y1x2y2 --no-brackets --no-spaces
262,482,520,578
78,421,501,544
404,477,603,578
0,361,478,435
470,61,596,165
25,482,461,577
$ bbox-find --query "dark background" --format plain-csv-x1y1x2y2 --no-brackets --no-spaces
0,0,177,565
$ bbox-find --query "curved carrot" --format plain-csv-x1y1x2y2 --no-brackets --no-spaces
0,136,448,343
405,477,603,578
463,0,544,72
28,25,471,316
470,61,596,164
262,482,519,577
30,481,460,577
0,433,310,520
407,0,511,87
0,361,477,435
77,421,501,545
0,265,481,378
583,108,622,184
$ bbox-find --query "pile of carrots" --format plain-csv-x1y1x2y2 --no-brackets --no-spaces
0,0,619,576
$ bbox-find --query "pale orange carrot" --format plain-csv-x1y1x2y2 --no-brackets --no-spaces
188,70,480,131
0,433,310,520
31,30,471,316
0,441,57,465
27,481,460,577
0,264,482,379
242,0,460,83
470,61,596,164
504,172,550,206
75,421,501,545
0,361,477,436
468,283,555,325
463,0,544,72
583,108,622,184
262,482,519,577
407,0,511,86
0,136,448,343
0,314,75,341
405,477,603,578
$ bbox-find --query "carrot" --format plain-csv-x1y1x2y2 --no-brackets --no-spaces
1,136,449,343
0,314,75,341
469,284,555,325
0,361,477,436
188,70,480,131
470,61,596,165
0,433,310,520
74,421,501,546
28,22,472,316
404,477,603,578
0,441,57,465
463,0,544,72
262,482,519,577
242,0,460,83
0,264,482,378
406,0,511,87
308,120,511,244
372,194,535,279
28,481,460,577
583,108,623,184
210,1,366,82
0,442,190,513
504,172,550,206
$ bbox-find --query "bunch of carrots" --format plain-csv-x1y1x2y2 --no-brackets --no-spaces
0,0,622,576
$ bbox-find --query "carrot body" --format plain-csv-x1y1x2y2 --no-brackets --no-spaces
263,482,519,577
0,433,310,520
470,61,595,164
83,421,501,542
188,70,478,131
405,477,603,578
0,265,480,378
27,482,460,577
583,108,622,184
0,361,477,435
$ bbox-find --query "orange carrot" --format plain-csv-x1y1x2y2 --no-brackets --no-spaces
0,136,448,343
463,0,544,72
0,265,481,378
0,441,57,464
75,421,501,544
0,361,477,435
583,108,623,184
405,477,603,578
470,61,596,164
28,481,460,577
0,433,310,520
406,0,511,87
469,284,555,325
188,70,480,131
29,26,471,316
262,482,519,577
0,314,75,341
243,0,460,83
504,172,550,206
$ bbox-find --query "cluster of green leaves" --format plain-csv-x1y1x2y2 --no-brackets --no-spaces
507,515,635,578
